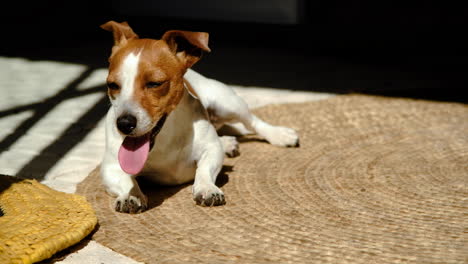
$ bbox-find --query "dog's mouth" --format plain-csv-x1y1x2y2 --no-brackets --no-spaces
118,114,167,175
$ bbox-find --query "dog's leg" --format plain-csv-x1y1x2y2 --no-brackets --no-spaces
100,164,148,213
217,122,252,137
191,73,299,147
192,141,226,206
223,109,299,147
239,113,300,147
220,135,240,157
215,92,299,147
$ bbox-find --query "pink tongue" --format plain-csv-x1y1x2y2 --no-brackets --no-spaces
118,134,150,175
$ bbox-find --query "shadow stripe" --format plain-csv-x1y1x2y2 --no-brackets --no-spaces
16,95,108,180
0,85,106,119
0,68,96,154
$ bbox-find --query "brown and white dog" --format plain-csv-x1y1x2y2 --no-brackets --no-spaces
100,21,299,213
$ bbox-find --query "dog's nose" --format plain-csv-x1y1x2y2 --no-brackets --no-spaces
117,114,137,135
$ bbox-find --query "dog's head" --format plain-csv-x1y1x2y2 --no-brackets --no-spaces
101,21,210,174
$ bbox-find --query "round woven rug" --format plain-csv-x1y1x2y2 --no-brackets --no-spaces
77,95,468,264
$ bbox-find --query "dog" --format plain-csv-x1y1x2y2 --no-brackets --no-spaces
99,21,299,213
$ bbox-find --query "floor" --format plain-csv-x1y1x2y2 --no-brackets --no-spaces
1,17,466,263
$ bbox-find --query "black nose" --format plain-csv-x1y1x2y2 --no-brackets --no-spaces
117,114,137,135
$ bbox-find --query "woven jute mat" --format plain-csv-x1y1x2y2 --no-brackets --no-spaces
77,95,468,264
0,175,97,264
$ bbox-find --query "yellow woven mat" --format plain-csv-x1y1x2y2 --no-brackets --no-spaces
77,95,468,263
0,175,97,264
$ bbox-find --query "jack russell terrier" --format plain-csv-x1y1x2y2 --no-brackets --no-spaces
100,21,299,213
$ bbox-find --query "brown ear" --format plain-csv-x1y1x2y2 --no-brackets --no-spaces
162,30,211,68
100,21,139,46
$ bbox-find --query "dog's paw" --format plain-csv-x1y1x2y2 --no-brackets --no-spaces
115,193,148,214
220,136,240,157
193,184,226,206
265,126,300,147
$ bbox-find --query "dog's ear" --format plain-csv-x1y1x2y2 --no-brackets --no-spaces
162,30,211,68
100,21,139,46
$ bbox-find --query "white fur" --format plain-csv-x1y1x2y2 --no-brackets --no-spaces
184,69,300,147
101,63,299,212
110,52,153,136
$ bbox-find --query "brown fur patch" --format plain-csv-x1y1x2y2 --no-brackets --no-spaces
107,38,188,123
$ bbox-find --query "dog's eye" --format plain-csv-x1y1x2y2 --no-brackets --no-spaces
146,82,163,89
107,82,120,90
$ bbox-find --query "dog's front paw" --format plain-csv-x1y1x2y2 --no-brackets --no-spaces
220,136,240,157
115,193,148,214
193,184,226,206
266,126,300,147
